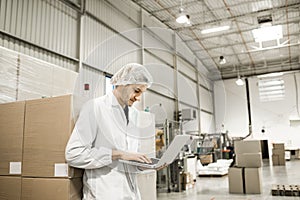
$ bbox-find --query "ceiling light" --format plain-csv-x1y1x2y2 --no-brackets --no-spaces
236,76,244,86
219,56,226,64
252,25,283,42
176,8,189,24
201,26,230,34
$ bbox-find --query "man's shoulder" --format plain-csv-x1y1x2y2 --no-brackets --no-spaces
83,94,109,109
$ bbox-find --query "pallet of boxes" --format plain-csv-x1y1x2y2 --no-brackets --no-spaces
272,143,285,166
228,140,262,194
0,95,83,200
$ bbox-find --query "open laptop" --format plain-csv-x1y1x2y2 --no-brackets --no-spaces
119,135,193,169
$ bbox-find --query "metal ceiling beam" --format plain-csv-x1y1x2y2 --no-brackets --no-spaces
285,0,292,70
171,3,300,31
180,17,300,41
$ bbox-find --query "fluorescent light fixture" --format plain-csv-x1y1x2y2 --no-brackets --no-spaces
201,26,230,34
252,25,283,42
236,77,244,86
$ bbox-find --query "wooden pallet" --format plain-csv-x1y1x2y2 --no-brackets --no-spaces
271,184,300,196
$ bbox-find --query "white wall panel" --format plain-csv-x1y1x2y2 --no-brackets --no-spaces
176,35,195,66
146,49,173,66
0,34,77,71
214,79,249,136
0,0,79,58
177,57,196,80
144,92,175,124
83,16,140,72
199,73,213,90
144,31,172,53
146,62,175,99
178,73,198,107
143,10,167,28
200,111,215,133
144,27,174,50
199,87,213,112
85,0,139,34
107,50,141,75
82,15,114,65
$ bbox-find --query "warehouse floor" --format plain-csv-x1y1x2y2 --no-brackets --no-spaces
157,159,300,200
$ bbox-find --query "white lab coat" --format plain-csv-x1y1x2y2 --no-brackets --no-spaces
65,92,141,200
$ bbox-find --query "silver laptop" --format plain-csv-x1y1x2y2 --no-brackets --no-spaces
119,135,193,169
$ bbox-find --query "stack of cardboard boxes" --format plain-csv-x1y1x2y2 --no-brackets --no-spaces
228,140,262,194
0,95,82,200
272,143,286,166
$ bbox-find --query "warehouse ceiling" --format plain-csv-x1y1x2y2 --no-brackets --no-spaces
132,0,300,80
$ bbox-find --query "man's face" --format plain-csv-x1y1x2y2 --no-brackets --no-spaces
118,84,147,107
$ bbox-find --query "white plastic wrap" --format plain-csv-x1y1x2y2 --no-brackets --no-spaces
0,47,78,103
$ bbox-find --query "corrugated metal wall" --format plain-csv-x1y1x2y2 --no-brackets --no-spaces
0,0,78,71
0,0,215,133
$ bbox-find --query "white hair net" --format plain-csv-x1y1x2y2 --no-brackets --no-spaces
110,63,153,87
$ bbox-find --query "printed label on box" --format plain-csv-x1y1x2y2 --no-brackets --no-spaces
9,162,22,174
54,163,69,177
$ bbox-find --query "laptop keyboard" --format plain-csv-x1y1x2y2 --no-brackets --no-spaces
129,158,159,165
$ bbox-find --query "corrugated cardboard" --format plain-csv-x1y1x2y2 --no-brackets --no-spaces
234,140,261,154
244,168,262,194
273,143,285,150
21,178,82,200
272,154,279,165
228,167,244,194
273,148,285,155
272,154,285,165
0,176,21,200
22,95,82,178
0,101,25,175
199,154,213,164
236,153,262,167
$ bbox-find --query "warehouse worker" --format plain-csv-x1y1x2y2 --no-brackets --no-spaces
65,63,160,200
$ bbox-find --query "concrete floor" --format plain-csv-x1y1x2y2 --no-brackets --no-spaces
157,159,300,200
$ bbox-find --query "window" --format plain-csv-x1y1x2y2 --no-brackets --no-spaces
105,76,114,94
258,77,285,102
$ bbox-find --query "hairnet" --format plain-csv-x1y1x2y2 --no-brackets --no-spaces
110,63,153,87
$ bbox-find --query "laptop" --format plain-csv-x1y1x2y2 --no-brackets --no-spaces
119,135,193,169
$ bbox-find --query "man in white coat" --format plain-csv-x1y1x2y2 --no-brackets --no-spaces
65,63,157,200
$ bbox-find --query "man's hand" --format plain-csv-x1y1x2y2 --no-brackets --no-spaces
112,150,152,163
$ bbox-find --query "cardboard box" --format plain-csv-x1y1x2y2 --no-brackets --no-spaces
272,154,285,166
21,178,82,200
272,154,279,165
228,167,262,194
273,143,285,150
273,148,285,156
244,168,262,194
234,140,261,154
22,95,82,178
236,153,262,167
0,176,21,200
199,154,213,164
0,101,25,175
295,149,300,159
228,167,244,194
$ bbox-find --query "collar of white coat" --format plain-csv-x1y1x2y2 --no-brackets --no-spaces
108,91,123,108
108,91,138,121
